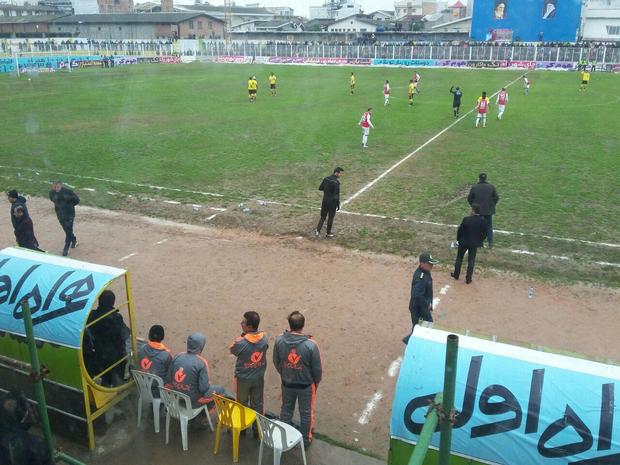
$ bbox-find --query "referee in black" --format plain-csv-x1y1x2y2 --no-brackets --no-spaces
315,167,343,238
450,85,462,117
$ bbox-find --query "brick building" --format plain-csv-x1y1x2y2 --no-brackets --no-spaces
50,12,224,39
97,0,134,14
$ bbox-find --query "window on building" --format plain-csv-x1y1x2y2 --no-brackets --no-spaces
360,28,367,32
208,21,212,29
58,27,61,31
607,25,620,35
198,20,203,29
189,20,194,29
98,26,101,30
118,26,122,30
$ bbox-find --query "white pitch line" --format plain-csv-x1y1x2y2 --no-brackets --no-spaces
596,261,620,268
153,238,169,245
206,214,218,220
358,391,383,425
0,164,224,198
118,252,137,262
387,357,402,377
339,209,619,249
164,200,181,205
2,170,618,250
82,187,96,192
341,72,528,208
439,284,451,295
210,207,227,212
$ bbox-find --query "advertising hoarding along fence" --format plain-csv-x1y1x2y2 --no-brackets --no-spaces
391,326,620,465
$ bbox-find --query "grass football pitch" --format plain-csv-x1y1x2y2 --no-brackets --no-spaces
1,63,618,284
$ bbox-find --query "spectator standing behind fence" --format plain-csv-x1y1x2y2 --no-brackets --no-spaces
48,181,79,257
13,206,43,252
167,333,225,428
467,173,499,248
7,190,28,242
403,252,438,344
229,311,268,415
451,204,487,284
273,311,322,448
138,325,172,396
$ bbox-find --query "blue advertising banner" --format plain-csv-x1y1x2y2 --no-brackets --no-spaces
470,0,582,42
0,248,125,348
372,59,436,67
391,326,620,464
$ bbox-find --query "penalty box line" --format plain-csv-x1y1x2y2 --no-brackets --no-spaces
3,163,619,251
341,72,529,208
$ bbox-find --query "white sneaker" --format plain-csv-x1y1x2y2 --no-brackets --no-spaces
314,230,320,237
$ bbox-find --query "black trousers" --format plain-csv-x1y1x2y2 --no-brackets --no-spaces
453,244,478,282
57,215,76,248
317,201,337,234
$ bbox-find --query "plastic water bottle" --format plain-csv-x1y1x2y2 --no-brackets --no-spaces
528,287,534,299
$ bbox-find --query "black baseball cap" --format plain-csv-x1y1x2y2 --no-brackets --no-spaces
7,190,18,199
334,167,344,173
419,252,439,265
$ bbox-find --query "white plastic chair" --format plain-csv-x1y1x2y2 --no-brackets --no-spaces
131,369,164,433
255,412,307,465
159,387,215,451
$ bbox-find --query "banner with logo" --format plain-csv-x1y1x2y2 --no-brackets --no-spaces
0,247,125,348
391,326,620,465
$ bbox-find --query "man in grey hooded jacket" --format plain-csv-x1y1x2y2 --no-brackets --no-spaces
166,333,224,409
273,311,322,448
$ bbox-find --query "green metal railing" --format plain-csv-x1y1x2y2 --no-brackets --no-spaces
21,300,87,465
408,334,459,465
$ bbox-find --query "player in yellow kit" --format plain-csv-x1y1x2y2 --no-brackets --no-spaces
248,76,257,102
580,70,590,91
408,79,414,107
350,72,356,94
268,72,277,96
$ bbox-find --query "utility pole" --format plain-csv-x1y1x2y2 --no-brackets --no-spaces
224,0,232,53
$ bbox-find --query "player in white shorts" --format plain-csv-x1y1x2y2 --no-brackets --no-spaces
359,108,374,148
523,76,530,95
496,87,508,120
383,80,390,106
413,71,421,94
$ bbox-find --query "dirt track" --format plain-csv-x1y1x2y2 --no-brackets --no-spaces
2,198,619,456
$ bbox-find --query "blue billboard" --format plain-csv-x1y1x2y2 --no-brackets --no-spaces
470,0,582,42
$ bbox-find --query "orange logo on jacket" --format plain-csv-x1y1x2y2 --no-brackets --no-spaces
174,367,187,383
285,349,302,370
140,357,152,371
243,350,266,369
251,351,264,363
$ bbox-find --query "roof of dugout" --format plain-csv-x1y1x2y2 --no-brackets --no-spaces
0,247,125,349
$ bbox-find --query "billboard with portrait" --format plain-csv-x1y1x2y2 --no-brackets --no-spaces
471,0,581,42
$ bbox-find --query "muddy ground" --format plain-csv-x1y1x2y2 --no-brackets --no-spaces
1,198,619,457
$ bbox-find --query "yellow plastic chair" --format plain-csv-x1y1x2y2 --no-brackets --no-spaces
212,394,257,462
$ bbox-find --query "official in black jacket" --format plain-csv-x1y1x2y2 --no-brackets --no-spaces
49,181,79,256
403,252,438,344
13,206,43,252
315,167,343,238
467,173,499,248
451,204,487,284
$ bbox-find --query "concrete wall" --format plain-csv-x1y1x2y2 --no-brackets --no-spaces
582,17,620,40
230,30,469,43
328,17,378,32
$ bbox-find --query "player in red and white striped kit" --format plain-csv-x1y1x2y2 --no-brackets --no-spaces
383,80,390,106
475,92,490,128
359,108,374,148
496,87,508,120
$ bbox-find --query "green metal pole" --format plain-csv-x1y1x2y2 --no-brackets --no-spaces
408,392,442,465
21,301,87,465
438,334,459,465
21,300,54,450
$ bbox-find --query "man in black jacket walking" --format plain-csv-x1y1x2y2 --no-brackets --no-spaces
315,167,343,238
49,181,79,256
451,204,487,284
7,190,28,242
467,173,499,248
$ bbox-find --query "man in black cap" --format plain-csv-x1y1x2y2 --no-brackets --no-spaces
467,173,499,248
48,181,80,256
315,167,343,238
7,190,28,240
451,204,487,284
403,252,438,344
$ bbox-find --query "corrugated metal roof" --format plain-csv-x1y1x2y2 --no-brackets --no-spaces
0,14,67,24
51,12,223,24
